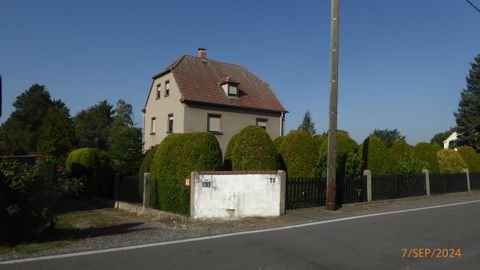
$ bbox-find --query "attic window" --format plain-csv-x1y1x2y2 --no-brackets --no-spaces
165,81,170,97
156,84,161,99
219,76,240,98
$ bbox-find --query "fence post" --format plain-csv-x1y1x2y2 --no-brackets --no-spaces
422,169,430,196
190,172,198,218
363,170,372,202
143,172,151,210
114,173,120,208
278,170,287,215
463,168,471,192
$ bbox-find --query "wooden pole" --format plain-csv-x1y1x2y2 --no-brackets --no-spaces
326,0,339,211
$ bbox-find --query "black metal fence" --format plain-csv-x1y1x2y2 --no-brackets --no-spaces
371,174,425,200
285,176,366,210
429,173,468,194
470,172,480,191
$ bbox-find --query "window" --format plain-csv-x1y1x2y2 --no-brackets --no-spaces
228,84,238,97
165,81,170,97
257,118,268,130
207,114,221,133
167,114,174,133
156,84,161,99
150,117,156,134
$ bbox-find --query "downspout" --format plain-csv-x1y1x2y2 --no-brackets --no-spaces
280,112,285,136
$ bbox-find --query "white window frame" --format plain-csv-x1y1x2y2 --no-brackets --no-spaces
165,81,170,97
207,114,222,133
156,84,161,99
167,114,174,133
150,117,156,134
257,118,268,130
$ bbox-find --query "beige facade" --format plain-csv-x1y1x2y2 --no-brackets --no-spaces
143,73,185,150
144,74,284,154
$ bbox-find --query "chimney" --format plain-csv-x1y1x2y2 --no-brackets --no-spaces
198,47,207,59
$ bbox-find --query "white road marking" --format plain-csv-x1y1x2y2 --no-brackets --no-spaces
2,199,480,265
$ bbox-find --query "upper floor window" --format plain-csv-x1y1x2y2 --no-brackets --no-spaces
167,114,174,133
150,117,156,135
165,81,170,97
228,84,238,97
156,84,161,99
207,114,221,133
257,118,267,130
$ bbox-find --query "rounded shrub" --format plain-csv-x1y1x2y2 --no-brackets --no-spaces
412,143,440,173
313,134,327,152
279,130,318,178
389,140,413,174
230,126,278,171
361,136,391,175
224,133,240,170
457,146,480,172
150,133,222,214
137,146,157,198
273,136,285,151
318,132,358,177
437,149,467,174
66,148,99,177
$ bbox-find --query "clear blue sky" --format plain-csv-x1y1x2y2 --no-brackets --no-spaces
1,0,479,145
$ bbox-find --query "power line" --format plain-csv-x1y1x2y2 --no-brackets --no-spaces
466,0,480,13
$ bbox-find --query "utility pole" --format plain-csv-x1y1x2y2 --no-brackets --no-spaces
326,0,339,211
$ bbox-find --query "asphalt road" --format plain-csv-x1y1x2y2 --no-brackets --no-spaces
2,200,480,270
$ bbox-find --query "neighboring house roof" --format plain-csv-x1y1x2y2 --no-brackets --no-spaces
443,131,458,149
148,55,287,113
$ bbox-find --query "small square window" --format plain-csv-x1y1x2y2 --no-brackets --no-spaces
156,84,161,99
208,114,221,133
257,119,267,130
165,81,170,97
167,114,174,133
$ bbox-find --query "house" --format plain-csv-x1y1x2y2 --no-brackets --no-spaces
143,48,288,154
443,132,458,149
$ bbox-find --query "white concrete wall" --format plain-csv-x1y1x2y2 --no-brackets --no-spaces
190,171,286,220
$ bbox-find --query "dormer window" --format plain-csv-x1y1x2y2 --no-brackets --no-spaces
219,76,240,98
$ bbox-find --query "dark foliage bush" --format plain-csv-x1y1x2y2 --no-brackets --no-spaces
457,146,480,172
150,133,222,215
412,143,440,173
273,136,285,151
317,132,359,178
0,159,81,241
362,136,391,175
389,140,413,174
229,126,278,171
279,130,318,178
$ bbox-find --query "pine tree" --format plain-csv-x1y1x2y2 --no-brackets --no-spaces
298,110,316,135
455,54,480,151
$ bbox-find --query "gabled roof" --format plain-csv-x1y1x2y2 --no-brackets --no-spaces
150,55,287,113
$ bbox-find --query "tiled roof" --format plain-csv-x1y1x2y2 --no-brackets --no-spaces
153,55,287,113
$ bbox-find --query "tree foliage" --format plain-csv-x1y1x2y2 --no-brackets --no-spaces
298,110,316,135
109,127,143,175
36,105,76,163
73,100,114,150
457,145,480,172
0,84,57,154
112,99,134,129
370,129,405,148
455,54,480,151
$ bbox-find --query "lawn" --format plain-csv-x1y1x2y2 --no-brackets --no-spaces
0,200,124,256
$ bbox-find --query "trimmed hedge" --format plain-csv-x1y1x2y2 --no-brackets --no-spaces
229,126,278,171
389,140,413,174
273,136,285,151
362,136,390,175
224,133,240,170
437,149,467,174
65,148,114,198
318,132,359,177
313,134,327,152
457,146,480,172
150,133,222,215
412,143,440,173
279,130,318,178
137,146,157,198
